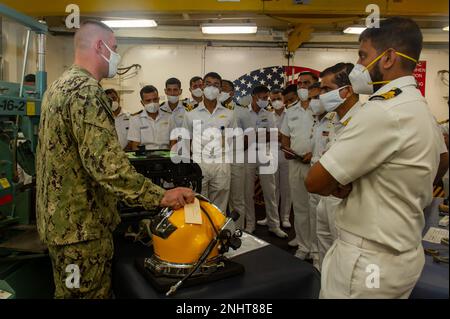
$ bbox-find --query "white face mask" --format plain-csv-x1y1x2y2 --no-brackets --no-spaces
111,101,120,112
348,50,417,95
191,88,203,98
319,86,348,112
203,86,220,101
256,99,269,109
100,41,121,78
309,99,326,115
144,102,159,113
348,64,375,95
218,92,231,103
271,100,284,110
238,95,252,107
167,95,179,104
297,88,309,102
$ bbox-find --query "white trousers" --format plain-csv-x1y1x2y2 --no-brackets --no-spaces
275,160,292,223
199,162,231,214
320,229,425,299
244,162,279,230
316,196,341,269
308,193,322,261
229,163,246,229
288,160,312,256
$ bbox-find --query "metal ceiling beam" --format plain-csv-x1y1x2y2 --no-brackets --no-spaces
288,24,314,52
48,25,449,44
0,0,447,18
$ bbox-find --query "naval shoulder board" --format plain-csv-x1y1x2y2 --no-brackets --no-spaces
369,88,402,101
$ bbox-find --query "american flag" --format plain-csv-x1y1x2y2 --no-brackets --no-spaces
233,65,320,100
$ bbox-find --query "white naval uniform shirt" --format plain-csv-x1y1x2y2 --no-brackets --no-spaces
280,102,315,156
319,102,363,206
311,112,336,166
229,103,245,164
222,100,237,110
274,110,286,130
186,97,201,106
235,105,277,164
161,100,186,129
127,110,171,150
182,101,237,161
328,102,363,147
319,76,447,253
275,110,287,164
114,111,130,150
235,105,276,131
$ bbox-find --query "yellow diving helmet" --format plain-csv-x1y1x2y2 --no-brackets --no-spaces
144,194,242,295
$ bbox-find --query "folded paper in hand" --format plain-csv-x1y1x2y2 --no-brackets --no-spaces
184,198,203,225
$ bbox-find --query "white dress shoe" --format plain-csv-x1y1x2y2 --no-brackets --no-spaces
268,227,289,238
256,218,268,226
288,238,299,247
282,220,291,228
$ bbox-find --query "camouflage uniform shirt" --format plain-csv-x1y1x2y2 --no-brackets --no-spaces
36,65,165,245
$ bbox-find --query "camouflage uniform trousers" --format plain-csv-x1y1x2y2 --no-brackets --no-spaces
47,234,114,299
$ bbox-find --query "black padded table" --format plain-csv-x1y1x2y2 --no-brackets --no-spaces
112,233,321,299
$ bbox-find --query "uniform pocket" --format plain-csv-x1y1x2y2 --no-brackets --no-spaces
322,240,362,298
157,122,170,145
139,127,153,145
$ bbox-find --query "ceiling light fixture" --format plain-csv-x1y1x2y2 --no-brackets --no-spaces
343,26,367,34
201,23,257,34
101,19,157,28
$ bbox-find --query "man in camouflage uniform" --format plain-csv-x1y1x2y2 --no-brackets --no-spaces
36,20,195,299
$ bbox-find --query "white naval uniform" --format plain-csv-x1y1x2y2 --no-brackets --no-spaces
280,102,315,259
315,103,362,270
185,97,202,106
311,113,336,166
235,105,280,231
319,76,446,298
227,101,246,229
182,101,237,213
127,110,171,150
114,111,130,150
161,100,186,129
274,110,292,224
309,112,337,267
